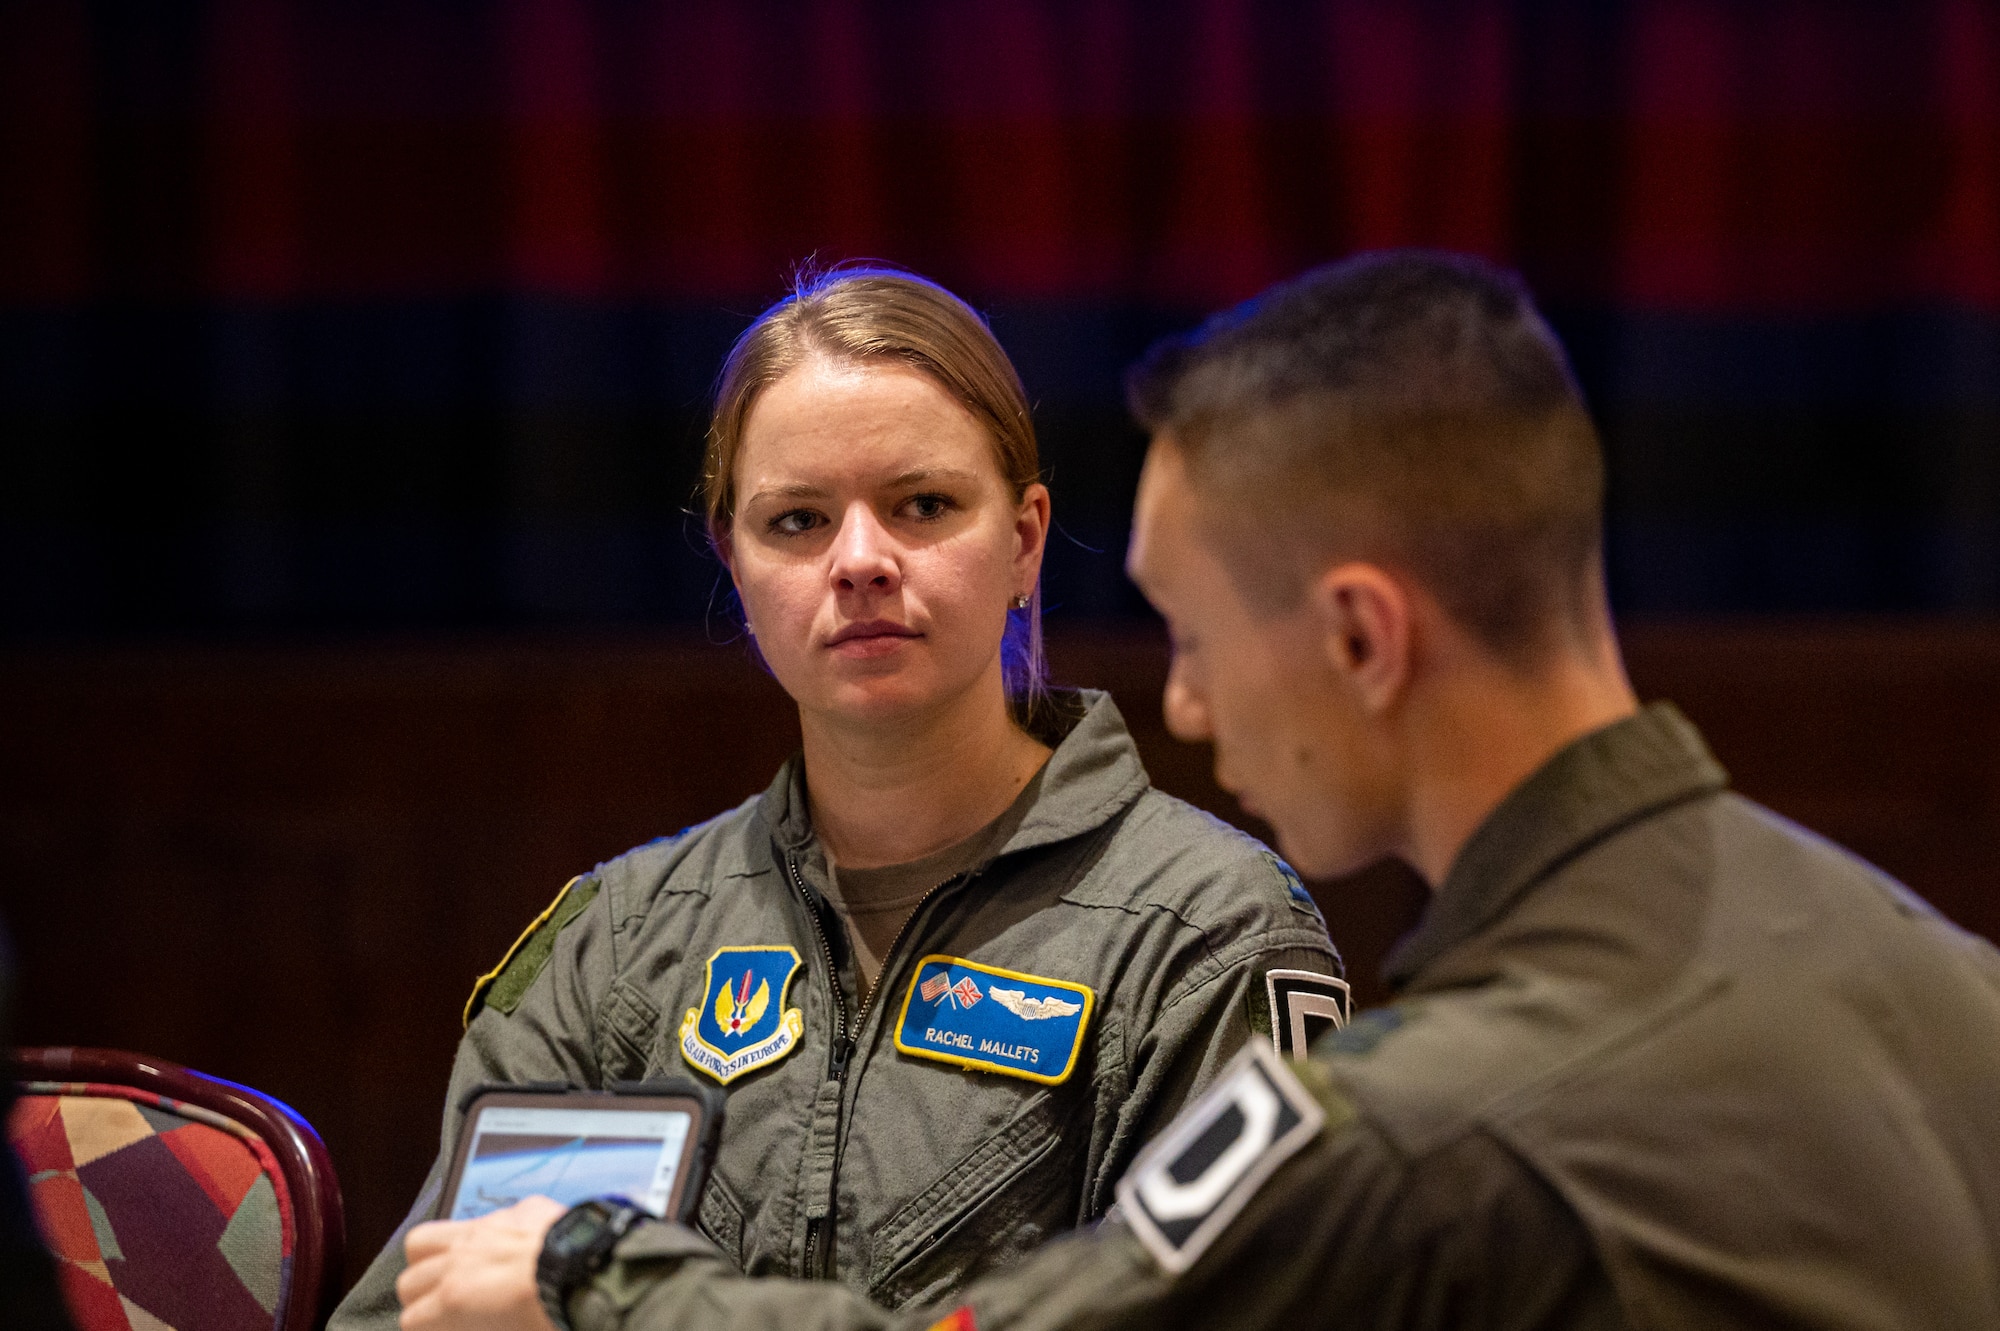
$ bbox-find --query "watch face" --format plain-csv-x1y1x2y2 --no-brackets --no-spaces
549,1203,612,1260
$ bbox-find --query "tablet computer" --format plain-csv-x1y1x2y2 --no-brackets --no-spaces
439,1081,722,1223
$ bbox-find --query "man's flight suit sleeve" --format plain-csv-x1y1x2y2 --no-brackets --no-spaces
571,1059,1616,1331
328,875,621,1331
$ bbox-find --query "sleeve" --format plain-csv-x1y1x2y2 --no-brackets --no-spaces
326,874,622,1331
1087,847,1344,1211
571,1061,1612,1331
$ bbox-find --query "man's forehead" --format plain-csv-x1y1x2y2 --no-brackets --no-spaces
1127,438,1224,595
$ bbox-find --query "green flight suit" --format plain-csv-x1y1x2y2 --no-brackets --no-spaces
568,703,2000,1330
330,690,1340,1329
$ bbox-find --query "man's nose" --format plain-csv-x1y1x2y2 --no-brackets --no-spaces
1162,665,1213,743
830,503,901,594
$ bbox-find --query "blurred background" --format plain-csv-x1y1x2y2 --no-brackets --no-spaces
5,0,2000,1290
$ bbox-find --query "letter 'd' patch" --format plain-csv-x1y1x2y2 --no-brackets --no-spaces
680,947,805,1085
1115,1042,1324,1275
893,955,1093,1085
1266,968,1351,1060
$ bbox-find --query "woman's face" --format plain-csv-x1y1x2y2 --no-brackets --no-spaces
722,357,1049,729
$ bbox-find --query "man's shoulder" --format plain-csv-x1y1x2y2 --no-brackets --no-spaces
1310,992,1538,1155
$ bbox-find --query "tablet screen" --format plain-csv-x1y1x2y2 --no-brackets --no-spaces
447,1103,694,1220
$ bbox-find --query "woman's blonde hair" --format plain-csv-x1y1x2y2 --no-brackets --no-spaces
703,262,1049,723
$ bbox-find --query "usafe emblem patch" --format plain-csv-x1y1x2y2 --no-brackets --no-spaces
1116,1042,1325,1275
680,947,806,1085
894,955,1094,1085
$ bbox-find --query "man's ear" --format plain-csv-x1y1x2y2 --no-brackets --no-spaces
1310,562,1411,713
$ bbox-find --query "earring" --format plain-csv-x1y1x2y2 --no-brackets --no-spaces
1012,593,1031,610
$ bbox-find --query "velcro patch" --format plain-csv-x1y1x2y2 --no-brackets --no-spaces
464,875,599,1027
1265,968,1351,1060
1115,1042,1324,1275
894,955,1093,1085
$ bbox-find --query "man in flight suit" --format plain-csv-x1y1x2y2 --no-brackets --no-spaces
398,251,2000,1330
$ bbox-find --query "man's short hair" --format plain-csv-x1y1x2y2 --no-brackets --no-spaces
1126,250,1605,661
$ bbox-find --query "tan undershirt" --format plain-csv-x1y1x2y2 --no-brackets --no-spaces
820,767,1044,991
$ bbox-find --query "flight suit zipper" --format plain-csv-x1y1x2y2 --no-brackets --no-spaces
789,852,974,1280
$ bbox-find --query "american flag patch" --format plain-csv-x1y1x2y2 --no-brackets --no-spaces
920,972,952,1003
951,976,983,1007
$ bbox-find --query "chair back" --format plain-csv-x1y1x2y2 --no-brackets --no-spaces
9,1047,344,1331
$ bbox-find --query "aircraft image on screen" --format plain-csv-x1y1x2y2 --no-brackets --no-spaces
450,1131,672,1219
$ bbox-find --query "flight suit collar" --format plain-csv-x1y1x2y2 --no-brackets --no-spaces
1384,701,1729,989
760,688,1152,865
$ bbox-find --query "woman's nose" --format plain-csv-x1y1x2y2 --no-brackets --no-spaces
830,504,901,594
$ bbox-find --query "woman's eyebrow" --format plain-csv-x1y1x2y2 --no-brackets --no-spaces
746,468,980,505
746,482,831,503
885,467,980,488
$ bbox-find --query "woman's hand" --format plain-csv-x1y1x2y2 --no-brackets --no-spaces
397,1196,568,1331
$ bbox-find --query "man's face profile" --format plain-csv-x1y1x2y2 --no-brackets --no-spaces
1126,439,1396,880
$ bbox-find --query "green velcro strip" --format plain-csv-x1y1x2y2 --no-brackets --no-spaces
464,876,601,1027
1245,967,1274,1041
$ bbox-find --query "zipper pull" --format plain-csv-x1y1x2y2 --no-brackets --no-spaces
828,1033,853,1080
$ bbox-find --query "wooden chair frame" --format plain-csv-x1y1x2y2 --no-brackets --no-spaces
14,1046,346,1331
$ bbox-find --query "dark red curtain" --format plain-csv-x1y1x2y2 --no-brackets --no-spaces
4,0,1999,633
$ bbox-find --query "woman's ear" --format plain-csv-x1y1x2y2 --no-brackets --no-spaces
1310,562,1411,714
1013,482,1052,581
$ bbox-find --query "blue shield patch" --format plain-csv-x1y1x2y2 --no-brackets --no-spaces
679,946,805,1085
893,954,1094,1085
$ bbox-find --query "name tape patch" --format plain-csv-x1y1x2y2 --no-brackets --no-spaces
1115,1042,1324,1275
893,955,1094,1085
680,946,806,1085
1265,968,1351,1060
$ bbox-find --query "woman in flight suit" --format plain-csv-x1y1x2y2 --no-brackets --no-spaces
333,264,1341,1327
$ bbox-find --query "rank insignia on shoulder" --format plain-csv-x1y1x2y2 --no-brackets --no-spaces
1115,1042,1324,1276
1265,968,1351,1060
680,947,805,1085
893,955,1094,1085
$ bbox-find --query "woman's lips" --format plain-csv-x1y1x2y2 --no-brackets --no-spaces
826,621,921,657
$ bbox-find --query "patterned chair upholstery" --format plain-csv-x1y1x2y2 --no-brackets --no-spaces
9,1048,344,1331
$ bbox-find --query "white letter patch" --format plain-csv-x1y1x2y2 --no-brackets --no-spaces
1115,1042,1324,1274
1265,968,1351,1060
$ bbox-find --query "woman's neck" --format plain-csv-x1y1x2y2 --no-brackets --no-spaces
800,674,1052,870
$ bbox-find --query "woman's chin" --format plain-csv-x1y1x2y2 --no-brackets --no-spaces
804,670,965,730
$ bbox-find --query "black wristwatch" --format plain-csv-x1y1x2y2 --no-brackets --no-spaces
536,1196,649,1330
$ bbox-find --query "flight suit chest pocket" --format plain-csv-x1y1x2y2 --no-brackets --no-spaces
865,1088,1081,1309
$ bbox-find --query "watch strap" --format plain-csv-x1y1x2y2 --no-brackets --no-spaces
537,1198,646,1331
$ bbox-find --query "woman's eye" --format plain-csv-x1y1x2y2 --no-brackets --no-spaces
904,493,953,521
770,509,824,536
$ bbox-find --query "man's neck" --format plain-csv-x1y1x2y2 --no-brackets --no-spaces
799,672,1051,870
1399,631,1639,888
